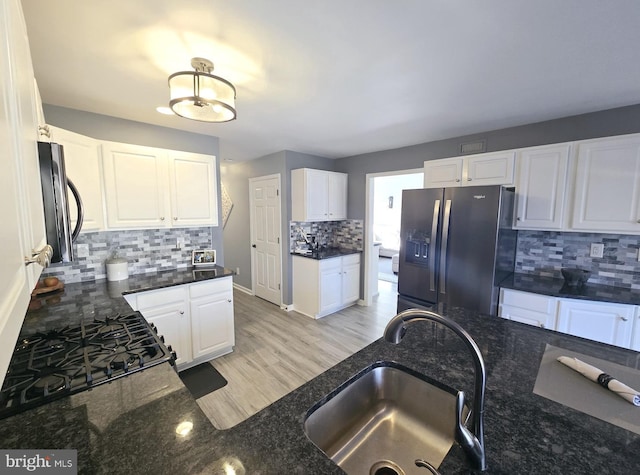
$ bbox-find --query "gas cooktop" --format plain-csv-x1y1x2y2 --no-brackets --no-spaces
0,312,175,420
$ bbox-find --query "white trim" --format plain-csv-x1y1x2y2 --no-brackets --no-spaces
233,283,254,295
363,168,424,305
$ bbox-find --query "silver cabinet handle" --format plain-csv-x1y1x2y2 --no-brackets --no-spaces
621,316,629,322
227,299,232,303
25,245,53,268
174,217,178,221
160,217,165,221
179,310,184,315
467,177,472,181
455,178,460,182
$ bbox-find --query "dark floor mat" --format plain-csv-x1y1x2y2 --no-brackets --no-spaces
178,363,228,399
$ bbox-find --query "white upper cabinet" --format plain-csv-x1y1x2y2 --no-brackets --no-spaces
291,168,348,222
0,0,46,386
49,126,105,232
102,142,169,229
167,151,218,227
423,157,463,188
514,143,571,230
571,134,640,233
327,171,348,220
424,151,515,188
102,141,219,230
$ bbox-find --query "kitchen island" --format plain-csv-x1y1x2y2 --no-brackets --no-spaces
1,272,639,474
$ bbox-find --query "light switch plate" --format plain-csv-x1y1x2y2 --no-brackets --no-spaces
590,243,604,258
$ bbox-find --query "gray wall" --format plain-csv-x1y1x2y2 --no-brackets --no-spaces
42,105,225,264
221,150,333,304
335,103,640,220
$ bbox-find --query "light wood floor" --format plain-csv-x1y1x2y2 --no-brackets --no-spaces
196,280,398,429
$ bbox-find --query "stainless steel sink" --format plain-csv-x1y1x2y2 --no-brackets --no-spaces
304,362,468,475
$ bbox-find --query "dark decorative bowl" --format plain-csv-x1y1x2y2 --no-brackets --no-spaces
561,268,591,287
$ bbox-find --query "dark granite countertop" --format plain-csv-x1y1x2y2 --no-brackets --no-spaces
290,247,361,260
500,273,640,306
2,268,640,474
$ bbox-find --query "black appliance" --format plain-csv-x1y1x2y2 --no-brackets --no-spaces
38,142,84,263
397,185,516,316
0,312,176,420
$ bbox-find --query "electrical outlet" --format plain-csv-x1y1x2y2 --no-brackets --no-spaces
236,267,240,276
176,237,184,249
590,243,604,258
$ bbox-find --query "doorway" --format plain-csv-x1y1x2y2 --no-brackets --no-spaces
249,174,282,306
364,169,424,304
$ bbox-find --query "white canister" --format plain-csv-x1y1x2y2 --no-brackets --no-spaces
106,257,129,281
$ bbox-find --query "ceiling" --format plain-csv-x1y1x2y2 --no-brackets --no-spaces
21,0,640,162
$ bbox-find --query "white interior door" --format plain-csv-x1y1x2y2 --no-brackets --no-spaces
250,175,282,306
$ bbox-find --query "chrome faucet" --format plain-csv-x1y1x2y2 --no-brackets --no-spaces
383,309,487,471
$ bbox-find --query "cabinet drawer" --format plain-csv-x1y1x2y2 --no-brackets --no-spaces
342,253,361,266
499,304,556,329
189,277,232,299
500,289,556,314
319,257,342,271
136,286,187,310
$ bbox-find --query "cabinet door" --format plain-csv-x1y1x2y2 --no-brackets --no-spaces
463,151,515,186
571,135,640,233
50,126,105,232
0,0,37,382
135,286,190,366
102,142,169,229
424,157,463,188
327,172,347,220
190,293,234,360
556,299,634,348
342,261,360,305
143,302,191,367
631,307,640,352
168,151,218,227
319,259,342,314
514,144,571,230
305,169,329,221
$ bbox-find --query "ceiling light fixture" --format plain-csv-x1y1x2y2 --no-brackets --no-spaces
168,57,236,122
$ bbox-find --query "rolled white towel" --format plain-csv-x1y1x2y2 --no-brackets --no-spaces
557,356,640,407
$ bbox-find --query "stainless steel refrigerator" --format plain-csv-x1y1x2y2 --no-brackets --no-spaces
397,185,516,316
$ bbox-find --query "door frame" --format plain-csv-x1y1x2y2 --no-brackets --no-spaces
249,173,283,306
363,168,424,305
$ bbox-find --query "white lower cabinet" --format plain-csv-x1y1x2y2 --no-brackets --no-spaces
293,253,361,319
125,277,234,370
498,289,557,329
556,299,634,348
499,288,637,349
189,280,235,360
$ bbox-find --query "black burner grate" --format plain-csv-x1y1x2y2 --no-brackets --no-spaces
0,311,174,420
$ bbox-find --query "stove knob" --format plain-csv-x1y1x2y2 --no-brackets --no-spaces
171,350,178,361
150,323,157,333
160,335,165,343
167,344,173,352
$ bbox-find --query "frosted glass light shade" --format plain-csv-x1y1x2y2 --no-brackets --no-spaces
168,67,236,122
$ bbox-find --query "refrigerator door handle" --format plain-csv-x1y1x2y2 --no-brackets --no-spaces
439,199,452,294
429,200,440,292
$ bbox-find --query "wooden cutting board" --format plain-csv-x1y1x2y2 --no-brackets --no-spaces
31,281,64,296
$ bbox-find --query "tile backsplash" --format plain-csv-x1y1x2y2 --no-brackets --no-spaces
290,220,363,252
41,228,216,283
516,231,640,289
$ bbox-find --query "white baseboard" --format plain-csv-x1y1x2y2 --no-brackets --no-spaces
233,283,253,295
